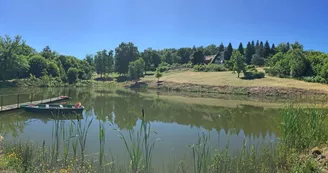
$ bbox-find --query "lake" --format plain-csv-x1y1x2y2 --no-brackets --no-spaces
0,87,294,170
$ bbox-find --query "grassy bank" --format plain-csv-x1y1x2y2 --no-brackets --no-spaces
138,70,328,99
0,106,328,173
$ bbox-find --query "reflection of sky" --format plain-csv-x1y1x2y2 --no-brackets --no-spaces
4,115,277,169
0,87,279,170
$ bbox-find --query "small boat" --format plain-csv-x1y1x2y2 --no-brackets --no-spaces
21,102,84,114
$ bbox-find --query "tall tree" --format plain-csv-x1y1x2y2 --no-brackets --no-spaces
277,43,290,53
94,50,106,78
0,35,22,81
271,44,276,55
263,41,271,58
85,54,94,66
238,42,244,55
226,43,233,60
245,42,253,65
40,46,55,59
204,44,219,55
231,50,245,78
291,41,303,50
141,48,153,73
218,43,225,52
177,47,192,64
115,42,139,74
191,48,205,65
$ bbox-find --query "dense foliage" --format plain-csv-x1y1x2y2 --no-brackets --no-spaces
1,34,328,84
0,35,94,84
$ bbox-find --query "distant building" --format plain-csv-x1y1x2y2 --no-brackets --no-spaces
204,52,224,64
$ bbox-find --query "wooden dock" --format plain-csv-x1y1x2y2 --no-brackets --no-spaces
0,96,69,113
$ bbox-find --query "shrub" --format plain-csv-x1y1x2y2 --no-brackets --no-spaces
67,68,79,84
243,71,265,79
193,64,226,72
157,66,169,72
302,76,327,84
245,65,257,72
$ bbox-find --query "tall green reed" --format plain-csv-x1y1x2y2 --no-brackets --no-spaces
187,132,211,173
281,105,328,151
115,109,159,173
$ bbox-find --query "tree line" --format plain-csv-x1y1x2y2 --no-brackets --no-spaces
1,34,328,83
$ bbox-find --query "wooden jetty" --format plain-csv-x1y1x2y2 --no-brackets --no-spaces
0,95,69,113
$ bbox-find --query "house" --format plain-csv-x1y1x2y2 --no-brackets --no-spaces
204,52,224,64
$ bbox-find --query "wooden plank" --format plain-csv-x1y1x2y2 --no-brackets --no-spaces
0,96,69,113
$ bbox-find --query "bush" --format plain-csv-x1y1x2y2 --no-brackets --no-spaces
302,76,327,84
193,64,226,72
67,68,79,84
243,71,265,79
128,58,145,80
245,65,257,72
157,66,169,72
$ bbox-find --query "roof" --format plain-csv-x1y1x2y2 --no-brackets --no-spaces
205,55,216,61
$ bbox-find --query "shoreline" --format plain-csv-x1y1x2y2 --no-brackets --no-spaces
128,80,328,100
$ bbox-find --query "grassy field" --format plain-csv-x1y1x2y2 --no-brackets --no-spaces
143,70,328,92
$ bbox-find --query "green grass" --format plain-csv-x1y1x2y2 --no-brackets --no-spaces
142,70,328,93
0,107,327,172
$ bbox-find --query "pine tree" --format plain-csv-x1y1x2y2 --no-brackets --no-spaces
218,43,225,52
263,41,271,58
238,42,244,55
271,44,276,55
226,43,233,60
245,42,253,65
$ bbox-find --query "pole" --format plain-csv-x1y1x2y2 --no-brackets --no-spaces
0,95,3,111
17,94,20,108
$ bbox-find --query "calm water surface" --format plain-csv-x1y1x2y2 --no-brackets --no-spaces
0,87,281,168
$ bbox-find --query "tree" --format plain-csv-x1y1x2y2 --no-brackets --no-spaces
226,43,233,60
115,42,139,74
291,41,303,50
263,41,271,58
0,35,22,81
288,49,306,77
218,43,225,52
47,62,60,77
104,50,114,75
277,43,290,53
238,43,244,55
67,68,79,84
251,54,265,66
94,51,105,78
177,47,192,64
204,44,218,55
231,50,245,78
191,48,205,65
245,42,253,65
271,44,277,55
128,58,145,80
155,70,162,82
28,55,48,78
85,54,94,66
40,46,55,59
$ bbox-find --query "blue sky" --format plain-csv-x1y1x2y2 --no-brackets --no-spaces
1,0,327,58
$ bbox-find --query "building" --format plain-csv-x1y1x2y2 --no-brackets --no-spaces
204,52,224,64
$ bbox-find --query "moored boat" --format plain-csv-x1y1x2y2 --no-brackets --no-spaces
21,102,84,114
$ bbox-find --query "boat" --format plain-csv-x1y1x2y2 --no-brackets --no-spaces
21,102,84,114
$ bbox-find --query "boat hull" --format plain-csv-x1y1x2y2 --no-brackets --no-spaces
21,104,84,114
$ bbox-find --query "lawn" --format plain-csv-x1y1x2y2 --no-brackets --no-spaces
142,70,328,92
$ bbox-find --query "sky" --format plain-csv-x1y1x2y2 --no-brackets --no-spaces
1,0,328,58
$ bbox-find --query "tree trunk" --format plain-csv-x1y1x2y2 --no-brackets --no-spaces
237,73,240,78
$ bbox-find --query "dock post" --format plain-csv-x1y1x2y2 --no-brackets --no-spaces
17,94,20,108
